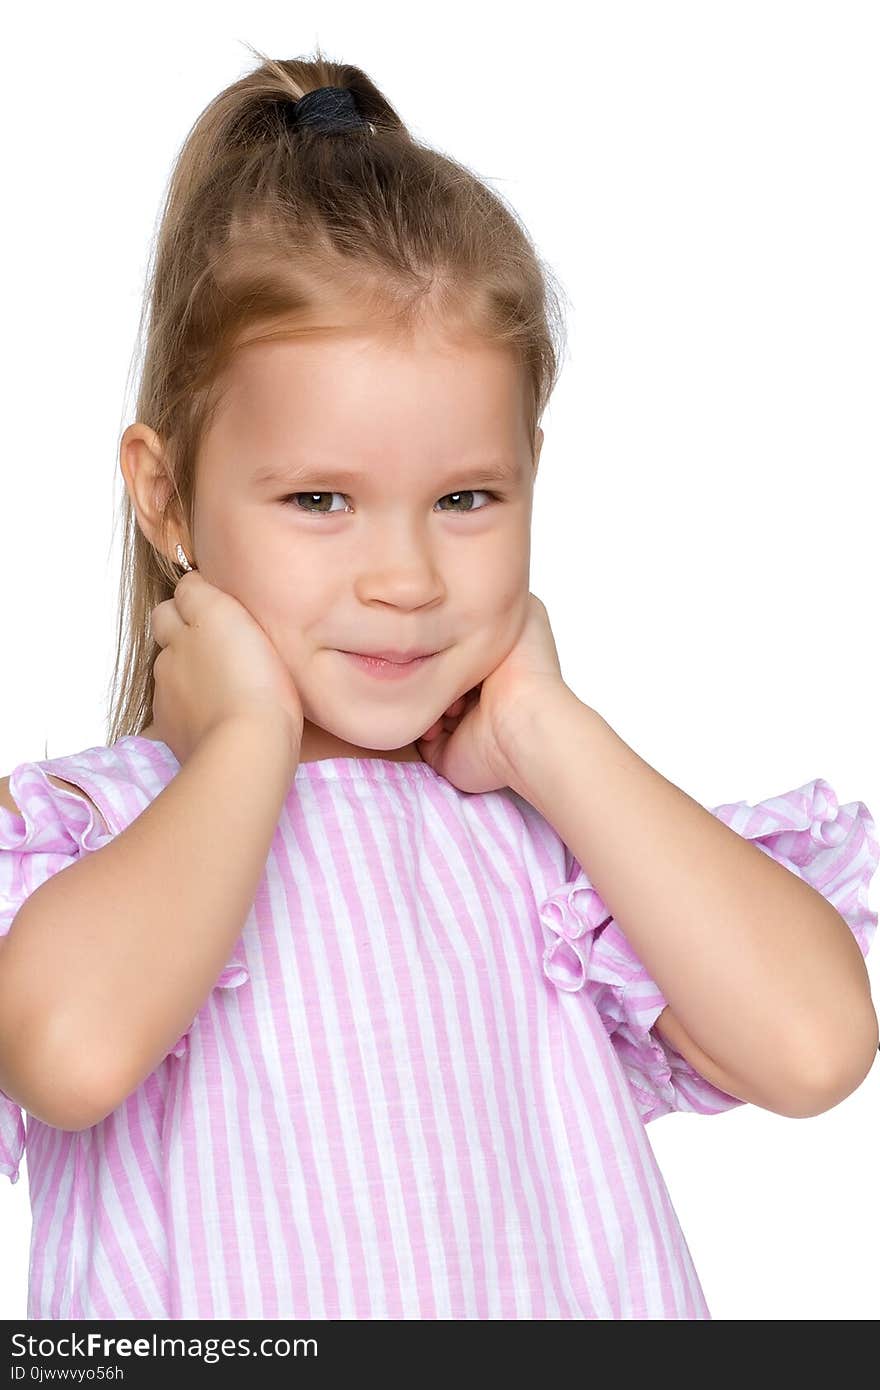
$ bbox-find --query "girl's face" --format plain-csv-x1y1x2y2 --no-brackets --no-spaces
190,324,540,763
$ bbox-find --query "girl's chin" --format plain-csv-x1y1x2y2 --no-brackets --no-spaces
297,726,423,762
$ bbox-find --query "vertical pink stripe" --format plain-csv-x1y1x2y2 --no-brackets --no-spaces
191,1006,253,1316
211,918,297,1319
175,1066,217,1319
273,799,373,1316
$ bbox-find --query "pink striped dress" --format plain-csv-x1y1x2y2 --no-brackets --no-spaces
1,735,877,1319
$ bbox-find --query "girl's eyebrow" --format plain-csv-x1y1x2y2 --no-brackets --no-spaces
250,459,521,489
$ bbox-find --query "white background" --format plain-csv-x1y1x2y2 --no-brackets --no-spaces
1,1,877,1320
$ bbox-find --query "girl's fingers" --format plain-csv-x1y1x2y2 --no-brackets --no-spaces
421,693,469,741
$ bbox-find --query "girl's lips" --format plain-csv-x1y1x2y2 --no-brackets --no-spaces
340,651,438,680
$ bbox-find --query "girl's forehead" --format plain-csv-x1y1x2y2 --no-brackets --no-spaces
217,333,527,429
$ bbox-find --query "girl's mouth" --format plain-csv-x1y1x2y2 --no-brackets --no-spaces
340,651,438,680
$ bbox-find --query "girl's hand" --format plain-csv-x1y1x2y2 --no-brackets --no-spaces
415,592,569,793
149,570,304,770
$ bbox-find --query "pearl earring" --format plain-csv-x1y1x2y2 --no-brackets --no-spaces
176,544,193,572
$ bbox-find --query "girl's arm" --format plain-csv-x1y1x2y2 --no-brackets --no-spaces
0,714,298,1130
503,687,878,1117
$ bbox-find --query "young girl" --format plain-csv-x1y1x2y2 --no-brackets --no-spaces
0,47,877,1322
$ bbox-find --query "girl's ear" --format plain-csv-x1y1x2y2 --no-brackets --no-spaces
119,422,186,558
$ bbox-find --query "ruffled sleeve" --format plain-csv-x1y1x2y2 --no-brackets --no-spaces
538,778,879,1126
0,757,250,1184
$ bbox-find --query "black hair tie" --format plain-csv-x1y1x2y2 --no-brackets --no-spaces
287,85,375,135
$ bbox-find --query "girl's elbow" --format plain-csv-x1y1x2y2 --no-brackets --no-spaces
789,1022,879,1118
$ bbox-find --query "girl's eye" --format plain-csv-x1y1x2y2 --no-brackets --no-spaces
282,490,499,516
435,490,497,513
282,492,348,515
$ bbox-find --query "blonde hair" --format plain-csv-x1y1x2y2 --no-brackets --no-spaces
106,41,569,745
